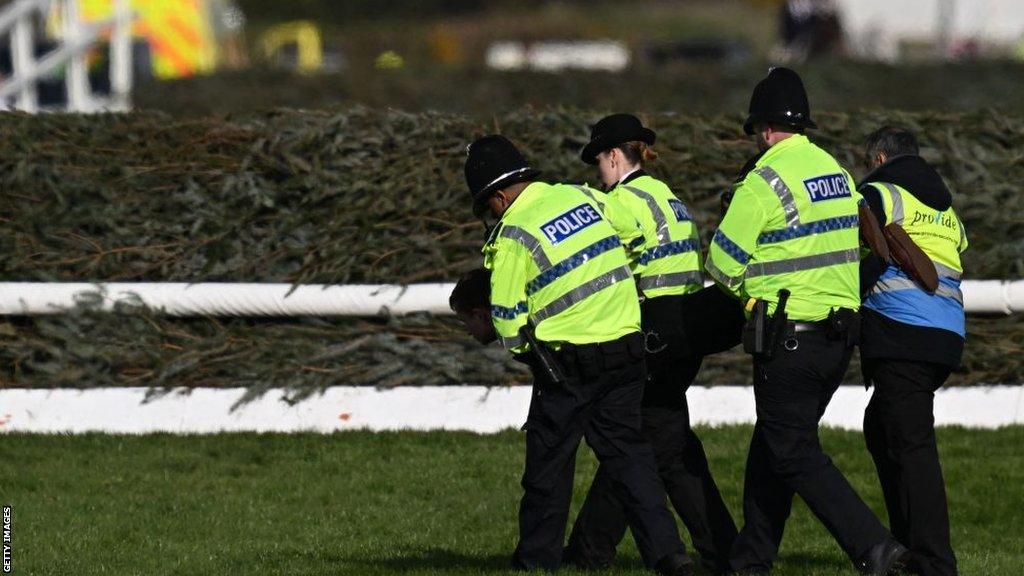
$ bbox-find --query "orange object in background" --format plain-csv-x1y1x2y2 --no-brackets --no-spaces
77,0,217,78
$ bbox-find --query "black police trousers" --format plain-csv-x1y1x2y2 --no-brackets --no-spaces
863,359,958,576
730,330,890,573
563,295,738,573
512,332,685,572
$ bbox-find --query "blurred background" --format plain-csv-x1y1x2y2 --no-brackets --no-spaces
3,0,1024,116
1,0,1022,391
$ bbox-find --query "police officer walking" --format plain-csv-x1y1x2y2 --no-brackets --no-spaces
561,114,739,574
859,126,966,576
464,135,695,575
705,67,906,575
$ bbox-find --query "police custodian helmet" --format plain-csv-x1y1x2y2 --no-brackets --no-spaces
743,67,818,136
465,135,540,216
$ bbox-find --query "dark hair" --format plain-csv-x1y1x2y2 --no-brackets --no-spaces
449,268,491,312
616,141,658,165
865,126,919,161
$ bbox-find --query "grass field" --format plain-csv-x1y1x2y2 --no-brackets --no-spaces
2,426,1022,575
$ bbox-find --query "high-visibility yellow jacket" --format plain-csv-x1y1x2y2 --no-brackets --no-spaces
705,134,861,321
862,181,967,336
608,171,703,299
483,182,644,352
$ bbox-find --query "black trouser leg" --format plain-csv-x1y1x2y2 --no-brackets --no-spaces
645,405,738,573
513,384,587,571
564,464,624,569
863,359,958,576
730,332,890,573
514,334,684,571
730,422,795,572
864,380,908,541
581,366,686,568
565,402,738,572
566,295,737,573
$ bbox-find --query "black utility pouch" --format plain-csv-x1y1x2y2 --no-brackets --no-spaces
826,308,861,346
843,309,861,346
625,333,646,361
742,299,769,355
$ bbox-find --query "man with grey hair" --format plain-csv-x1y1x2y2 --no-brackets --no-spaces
858,126,967,576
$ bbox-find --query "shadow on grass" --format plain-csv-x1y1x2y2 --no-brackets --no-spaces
342,546,512,573
773,550,852,573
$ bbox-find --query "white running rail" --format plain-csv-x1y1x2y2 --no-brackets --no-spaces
0,281,1020,317
0,0,134,113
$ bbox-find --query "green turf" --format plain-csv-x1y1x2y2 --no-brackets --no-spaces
1,426,1021,575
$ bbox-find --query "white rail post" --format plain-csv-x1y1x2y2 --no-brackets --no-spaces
9,0,38,112
109,0,131,111
62,0,91,112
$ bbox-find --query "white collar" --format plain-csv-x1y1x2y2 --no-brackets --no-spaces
618,167,641,185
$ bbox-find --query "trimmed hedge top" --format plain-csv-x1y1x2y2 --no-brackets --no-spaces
3,107,1021,283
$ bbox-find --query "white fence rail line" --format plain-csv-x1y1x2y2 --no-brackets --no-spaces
0,280,1021,317
0,385,1021,434
0,282,454,317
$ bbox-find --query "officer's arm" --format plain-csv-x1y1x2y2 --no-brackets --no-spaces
705,180,769,297
858,184,887,227
854,184,889,294
597,191,646,263
484,239,536,353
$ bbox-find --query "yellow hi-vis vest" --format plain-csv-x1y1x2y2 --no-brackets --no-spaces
609,174,703,298
862,181,968,336
483,182,645,352
705,135,861,321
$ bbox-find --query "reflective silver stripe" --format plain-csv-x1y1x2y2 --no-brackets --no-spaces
572,185,605,210
880,183,904,225
622,185,672,244
755,166,801,227
500,225,552,270
483,167,533,192
499,334,524,349
934,284,963,303
934,261,962,280
704,258,744,288
745,248,860,278
638,271,704,291
871,275,964,305
533,265,632,322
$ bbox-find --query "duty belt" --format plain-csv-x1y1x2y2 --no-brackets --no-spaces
787,319,829,334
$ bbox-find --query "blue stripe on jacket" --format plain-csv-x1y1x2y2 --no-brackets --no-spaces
862,267,965,337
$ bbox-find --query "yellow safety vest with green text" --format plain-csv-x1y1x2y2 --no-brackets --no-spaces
705,134,861,320
609,173,703,298
862,181,967,336
483,182,645,352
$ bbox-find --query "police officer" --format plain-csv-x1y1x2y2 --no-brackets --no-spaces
859,126,966,576
464,135,695,575
706,68,906,575
562,114,740,574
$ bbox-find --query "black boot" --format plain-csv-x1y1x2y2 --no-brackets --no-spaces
655,552,696,576
856,539,909,575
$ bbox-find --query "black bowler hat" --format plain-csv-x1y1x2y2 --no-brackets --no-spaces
580,113,656,165
464,135,540,216
743,67,818,136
